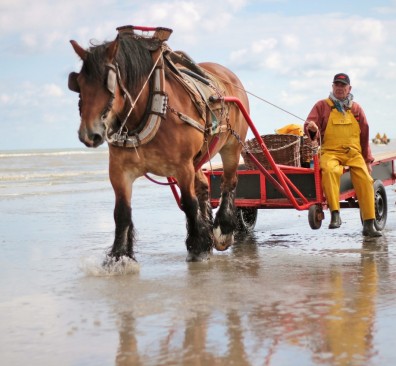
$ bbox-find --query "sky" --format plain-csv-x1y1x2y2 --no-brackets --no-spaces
1,0,396,151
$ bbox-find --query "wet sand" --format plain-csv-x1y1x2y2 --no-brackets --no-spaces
1,147,396,365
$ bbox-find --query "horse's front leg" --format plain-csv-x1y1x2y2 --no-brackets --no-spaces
108,170,135,261
178,168,213,262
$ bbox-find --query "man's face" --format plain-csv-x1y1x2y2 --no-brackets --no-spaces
332,82,352,100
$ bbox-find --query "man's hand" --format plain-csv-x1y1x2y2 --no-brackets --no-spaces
307,121,318,133
366,162,372,174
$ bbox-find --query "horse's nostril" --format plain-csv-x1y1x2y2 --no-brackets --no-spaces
91,133,104,147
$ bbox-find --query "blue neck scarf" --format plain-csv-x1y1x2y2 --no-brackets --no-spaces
329,92,354,114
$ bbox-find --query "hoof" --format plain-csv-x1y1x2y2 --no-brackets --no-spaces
101,255,139,275
103,254,136,266
186,251,211,262
213,226,234,251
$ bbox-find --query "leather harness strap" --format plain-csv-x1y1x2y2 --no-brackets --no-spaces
105,26,227,149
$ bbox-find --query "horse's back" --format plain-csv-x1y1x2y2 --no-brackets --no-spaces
199,62,249,108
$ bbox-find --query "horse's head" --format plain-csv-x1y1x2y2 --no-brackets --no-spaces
68,38,125,147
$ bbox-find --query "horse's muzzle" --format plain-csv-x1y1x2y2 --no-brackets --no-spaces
78,126,105,148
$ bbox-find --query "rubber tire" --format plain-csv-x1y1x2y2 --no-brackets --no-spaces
236,207,258,233
308,204,322,230
373,180,387,231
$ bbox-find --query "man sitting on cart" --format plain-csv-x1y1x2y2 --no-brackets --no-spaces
304,73,382,237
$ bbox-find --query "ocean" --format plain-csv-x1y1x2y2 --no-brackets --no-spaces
0,148,110,198
1,145,396,365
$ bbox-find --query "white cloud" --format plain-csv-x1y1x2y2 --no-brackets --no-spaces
0,82,64,109
1,0,114,34
282,34,300,50
154,2,201,28
225,11,395,87
21,33,37,48
135,2,202,31
225,0,248,11
230,49,249,64
0,94,11,104
43,84,64,97
374,0,396,15
252,38,278,53
280,89,308,106
262,52,283,71
350,18,385,43
2,0,396,149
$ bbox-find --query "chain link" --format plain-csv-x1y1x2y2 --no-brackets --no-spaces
226,116,248,152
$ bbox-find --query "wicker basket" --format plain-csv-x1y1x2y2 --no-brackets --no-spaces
301,136,313,166
242,134,301,170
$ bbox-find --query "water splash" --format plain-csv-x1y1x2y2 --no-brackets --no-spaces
79,254,140,276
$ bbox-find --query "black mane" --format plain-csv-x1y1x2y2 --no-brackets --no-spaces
81,33,154,95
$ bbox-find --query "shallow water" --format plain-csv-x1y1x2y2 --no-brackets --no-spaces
1,146,396,365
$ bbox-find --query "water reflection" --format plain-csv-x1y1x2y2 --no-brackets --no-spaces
111,236,389,365
320,241,379,364
116,313,140,366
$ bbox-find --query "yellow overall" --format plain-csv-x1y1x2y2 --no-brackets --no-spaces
320,100,375,220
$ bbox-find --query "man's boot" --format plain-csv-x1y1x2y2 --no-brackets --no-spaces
362,219,382,237
329,210,342,229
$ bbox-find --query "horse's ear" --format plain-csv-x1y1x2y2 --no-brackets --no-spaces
70,40,87,61
68,72,80,93
106,37,119,63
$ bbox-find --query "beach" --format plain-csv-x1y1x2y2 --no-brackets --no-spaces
1,144,396,365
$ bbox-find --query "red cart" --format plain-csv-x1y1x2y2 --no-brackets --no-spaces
202,97,396,232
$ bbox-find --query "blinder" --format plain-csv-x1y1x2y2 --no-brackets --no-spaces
106,64,117,95
68,72,80,93
68,66,117,95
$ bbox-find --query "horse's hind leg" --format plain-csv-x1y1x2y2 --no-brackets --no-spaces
195,169,213,225
213,147,240,251
178,168,213,262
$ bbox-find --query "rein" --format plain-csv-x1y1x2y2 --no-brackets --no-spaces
144,173,177,185
203,68,307,123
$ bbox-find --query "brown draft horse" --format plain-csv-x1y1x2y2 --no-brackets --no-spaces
68,26,249,262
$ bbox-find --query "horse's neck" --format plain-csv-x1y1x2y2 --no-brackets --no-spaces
125,48,164,131
125,81,151,129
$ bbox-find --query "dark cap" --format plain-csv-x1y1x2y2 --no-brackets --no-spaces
333,73,350,85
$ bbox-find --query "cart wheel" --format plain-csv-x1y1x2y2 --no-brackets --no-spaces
236,207,258,232
308,204,323,230
373,180,387,231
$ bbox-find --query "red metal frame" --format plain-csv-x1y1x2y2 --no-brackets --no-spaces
167,95,323,211
165,95,395,214
207,166,321,209
338,157,396,203
219,96,323,211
